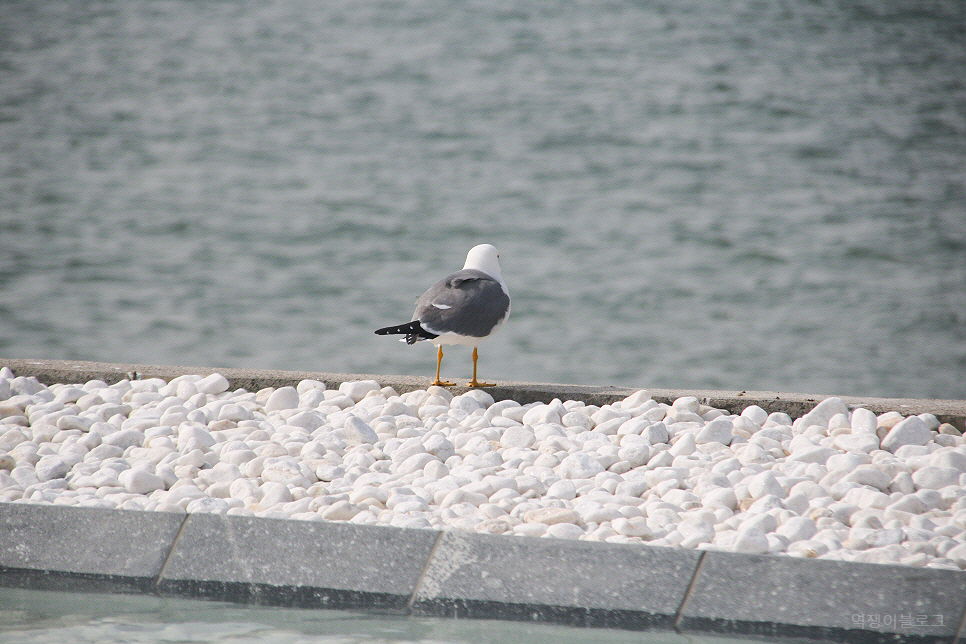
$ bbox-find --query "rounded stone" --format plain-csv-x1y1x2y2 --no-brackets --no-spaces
185,497,232,514
102,429,145,450
344,416,377,444
777,516,818,542
265,387,300,412
842,466,891,491
881,416,932,452
640,423,669,445
500,426,535,449
912,466,961,490
733,526,770,554
195,373,230,395
118,467,165,494
557,452,604,479
338,380,381,403
696,418,733,445
524,507,581,526
612,517,652,538
545,523,585,540
833,432,880,453
747,471,786,500
34,456,69,482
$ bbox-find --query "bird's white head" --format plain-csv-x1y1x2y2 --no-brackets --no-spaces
463,244,504,283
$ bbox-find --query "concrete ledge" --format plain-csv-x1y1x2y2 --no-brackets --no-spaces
0,502,184,581
3,357,965,428
1,503,962,643
679,550,966,643
158,512,438,610
408,529,700,630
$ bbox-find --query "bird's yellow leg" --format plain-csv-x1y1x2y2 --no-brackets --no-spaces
431,345,455,387
467,347,494,387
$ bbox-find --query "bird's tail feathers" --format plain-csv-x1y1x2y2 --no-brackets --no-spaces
374,320,438,345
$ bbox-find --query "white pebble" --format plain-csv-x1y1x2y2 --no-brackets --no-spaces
522,404,563,426
195,373,230,395
912,466,961,490
777,516,818,542
265,387,300,412
740,405,768,427
640,423,669,445
612,517,652,538
34,456,69,482
545,479,577,500
319,500,359,521
702,487,738,510
732,526,770,554
500,426,535,449
932,450,966,472
344,416,377,444
103,429,145,450
524,507,580,526
118,467,165,495
787,445,836,465
338,380,381,403
259,481,293,507
186,497,232,514
515,523,548,537
617,445,650,469
735,443,772,465
696,418,733,445
440,488,488,509
796,398,848,431
850,408,877,434
678,519,715,547
787,539,829,558
833,432,880,453
561,412,594,430
557,452,604,479
545,523,584,540
746,471,786,500
841,466,891,491
881,416,932,452
669,432,696,457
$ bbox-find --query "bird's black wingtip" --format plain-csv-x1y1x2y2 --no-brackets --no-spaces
375,320,438,343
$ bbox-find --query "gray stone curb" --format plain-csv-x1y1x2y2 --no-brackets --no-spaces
1,503,963,643
3,358,965,428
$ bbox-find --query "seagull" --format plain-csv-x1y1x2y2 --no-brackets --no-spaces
375,244,510,387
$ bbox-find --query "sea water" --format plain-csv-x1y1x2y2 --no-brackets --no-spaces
1,1,964,399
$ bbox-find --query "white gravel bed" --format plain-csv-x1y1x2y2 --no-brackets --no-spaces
2,367,965,571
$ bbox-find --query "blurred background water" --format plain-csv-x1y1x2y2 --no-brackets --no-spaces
1,0,964,399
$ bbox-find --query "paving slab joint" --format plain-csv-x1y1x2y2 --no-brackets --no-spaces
153,513,190,594
672,549,706,633
954,599,966,644
405,529,445,612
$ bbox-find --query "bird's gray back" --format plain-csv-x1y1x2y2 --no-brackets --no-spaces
413,269,510,338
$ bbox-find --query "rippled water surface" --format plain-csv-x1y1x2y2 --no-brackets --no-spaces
1,1,964,398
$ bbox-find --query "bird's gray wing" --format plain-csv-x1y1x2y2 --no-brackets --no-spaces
413,269,510,338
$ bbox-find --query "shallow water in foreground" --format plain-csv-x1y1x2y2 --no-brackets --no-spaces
0,587,775,644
